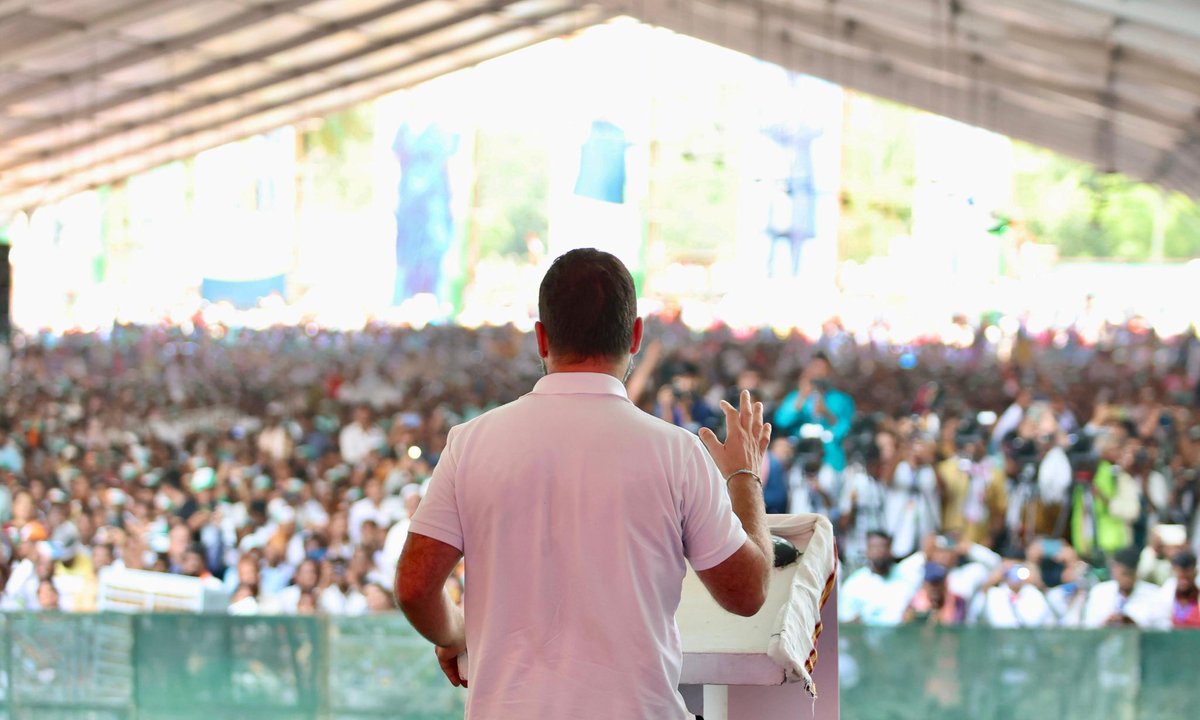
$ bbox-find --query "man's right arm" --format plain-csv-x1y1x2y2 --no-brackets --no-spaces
695,391,773,618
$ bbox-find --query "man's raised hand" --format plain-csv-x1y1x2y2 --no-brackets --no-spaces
699,389,772,480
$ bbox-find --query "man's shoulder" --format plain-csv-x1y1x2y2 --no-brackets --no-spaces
452,392,699,446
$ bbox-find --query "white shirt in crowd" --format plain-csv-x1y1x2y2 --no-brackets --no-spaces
788,464,840,518
897,549,996,602
839,565,914,626
1082,580,1170,629
381,514,412,575
838,468,888,568
1047,585,1089,627
1037,446,1073,504
347,497,395,545
980,584,1053,628
338,422,385,465
884,462,940,558
318,584,367,615
991,403,1024,448
409,372,747,720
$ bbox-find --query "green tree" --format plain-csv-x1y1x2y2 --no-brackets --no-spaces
1012,144,1200,260
839,95,917,263
299,105,375,210
471,131,549,258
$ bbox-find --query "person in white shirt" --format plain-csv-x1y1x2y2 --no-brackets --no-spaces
318,559,367,616
897,534,999,609
840,531,915,626
338,406,385,466
381,486,422,576
272,558,320,615
787,436,841,520
979,562,1053,628
347,478,394,545
1045,559,1093,628
990,388,1032,450
838,446,889,570
884,440,941,559
394,249,775,720
1083,546,1170,629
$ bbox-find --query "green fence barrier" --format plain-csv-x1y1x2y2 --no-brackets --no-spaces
839,625,1197,720
0,614,1196,718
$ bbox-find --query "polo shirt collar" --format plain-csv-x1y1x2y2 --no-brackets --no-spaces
531,372,630,399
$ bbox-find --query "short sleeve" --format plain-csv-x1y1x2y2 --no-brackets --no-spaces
408,428,464,552
680,437,748,572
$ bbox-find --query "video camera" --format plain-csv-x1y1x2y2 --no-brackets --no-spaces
793,435,825,475
845,413,883,466
1002,431,1041,486
1066,433,1098,485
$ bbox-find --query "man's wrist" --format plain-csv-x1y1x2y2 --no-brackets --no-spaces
724,468,763,489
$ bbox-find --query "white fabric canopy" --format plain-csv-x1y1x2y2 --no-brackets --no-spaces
1,0,1198,218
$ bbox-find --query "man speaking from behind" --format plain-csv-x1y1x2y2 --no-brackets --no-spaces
395,248,774,719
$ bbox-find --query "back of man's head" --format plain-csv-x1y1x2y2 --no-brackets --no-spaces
538,248,636,362
1112,545,1141,573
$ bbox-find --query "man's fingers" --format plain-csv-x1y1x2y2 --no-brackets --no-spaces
698,426,722,455
719,399,738,433
759,423,772,455
739,390,752,428
437,654,462,687
752,401,764,434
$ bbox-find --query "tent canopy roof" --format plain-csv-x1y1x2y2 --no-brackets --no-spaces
1,0,1198,217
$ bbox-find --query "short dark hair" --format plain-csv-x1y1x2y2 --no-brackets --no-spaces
538,248,637,362
1112,546,1141,571
867,530,893,544
1172,550,1197,571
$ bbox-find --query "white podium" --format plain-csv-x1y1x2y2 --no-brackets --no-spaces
678,514,839,720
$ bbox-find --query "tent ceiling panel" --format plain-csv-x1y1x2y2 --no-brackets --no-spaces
115,2,249,42
594,0,1200,197
1,0,1199,219
0,6,606,214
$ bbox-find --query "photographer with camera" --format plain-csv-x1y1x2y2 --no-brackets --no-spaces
774,352,855,472
838,443,889,571
883,434,941,560
999,404,1072,556
786,431,841,522
1070,428,1135,561
938,428,1008,548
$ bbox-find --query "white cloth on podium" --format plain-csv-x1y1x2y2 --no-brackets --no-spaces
765,513,838,698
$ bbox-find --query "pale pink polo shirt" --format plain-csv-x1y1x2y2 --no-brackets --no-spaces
410,371,747,719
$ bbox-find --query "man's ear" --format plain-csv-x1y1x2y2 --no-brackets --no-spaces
534,321,550,359
630,317,644,355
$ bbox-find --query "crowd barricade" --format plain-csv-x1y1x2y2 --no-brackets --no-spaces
0,613,1194,719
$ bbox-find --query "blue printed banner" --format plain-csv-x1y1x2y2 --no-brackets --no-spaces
200,275,286,309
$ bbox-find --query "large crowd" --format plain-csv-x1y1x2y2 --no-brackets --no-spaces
1,314,1198,630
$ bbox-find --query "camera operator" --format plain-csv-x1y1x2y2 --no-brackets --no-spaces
1000,404,1072,555
786,432,841,522
774,353,855,472
884,435,941,559
1070,428,1134,560
838,443,888,571
938,428,1007,548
